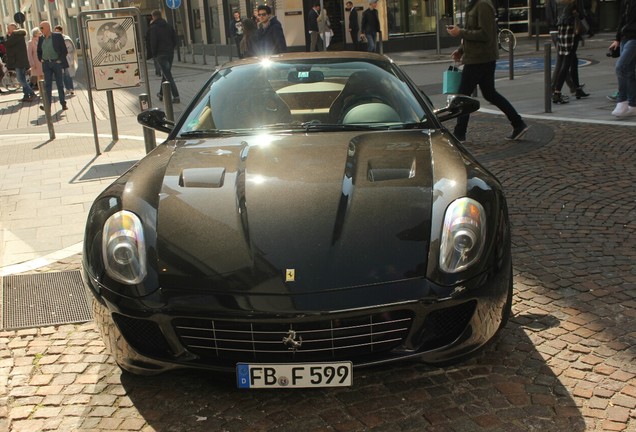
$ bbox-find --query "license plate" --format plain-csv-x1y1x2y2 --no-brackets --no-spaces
237,362,353,389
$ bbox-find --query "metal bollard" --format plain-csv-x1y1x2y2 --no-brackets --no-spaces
182,44,187,63
508,38,514,80
214,44,219,66
162,81,174,122
202,45,207,65
38,79,55,140
139,93,156,153
544,43,552,113
106,90,118,141
378,31,383,55
192,43,196,64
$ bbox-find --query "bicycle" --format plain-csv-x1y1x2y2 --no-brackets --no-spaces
1,66,22,92
498,28,516,52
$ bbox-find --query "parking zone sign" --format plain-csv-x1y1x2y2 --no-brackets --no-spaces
87,17,141,90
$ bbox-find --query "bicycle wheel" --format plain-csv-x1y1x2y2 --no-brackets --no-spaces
498,29,516,52
2,72,21,92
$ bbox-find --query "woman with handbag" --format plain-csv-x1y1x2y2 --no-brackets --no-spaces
446,0,527,141
552,0,589,104
608,0,636,117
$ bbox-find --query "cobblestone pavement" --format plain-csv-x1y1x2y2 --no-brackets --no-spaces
1,114,635,432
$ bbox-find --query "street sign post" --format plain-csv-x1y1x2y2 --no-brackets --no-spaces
166,0,181,9
78,8,151,156
14,12,25,24
86,16,141,90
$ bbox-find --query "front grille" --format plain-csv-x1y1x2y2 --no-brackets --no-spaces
173,311,413,364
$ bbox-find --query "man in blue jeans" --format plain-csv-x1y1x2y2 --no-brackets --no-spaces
361,0,380,52
608,0,636,117
37,21,68,111
147,10,180,104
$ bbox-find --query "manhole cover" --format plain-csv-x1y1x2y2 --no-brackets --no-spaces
1,270,93,330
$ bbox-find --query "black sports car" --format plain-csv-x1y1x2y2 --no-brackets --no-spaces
83,52,512,387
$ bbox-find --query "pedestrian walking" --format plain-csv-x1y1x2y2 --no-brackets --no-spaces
608,0,636,117
256,5,287,55
546,0,590,101
37,21,68,111
54,25,77,96
147,10,180,104
308,2,323,52
446,0,528,141
5,23,37,103
0,58,6,94
228,10,244,59
361,0,381,53
240,18,258,58
346,1,360,51
0,37,6,61
318,8,333,48
550,0,589,104
27,27,43,91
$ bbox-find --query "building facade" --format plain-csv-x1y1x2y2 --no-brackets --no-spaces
0,0,621,54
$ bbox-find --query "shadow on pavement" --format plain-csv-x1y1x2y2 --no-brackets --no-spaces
117,318,584,431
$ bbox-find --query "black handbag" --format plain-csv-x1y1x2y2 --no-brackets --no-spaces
607,46,620,58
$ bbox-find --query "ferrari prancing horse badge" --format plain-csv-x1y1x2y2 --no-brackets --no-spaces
285,269,295,282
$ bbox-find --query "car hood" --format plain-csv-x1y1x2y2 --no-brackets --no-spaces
155,130,435,294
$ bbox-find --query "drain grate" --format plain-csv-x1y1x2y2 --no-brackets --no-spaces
1,270,93,330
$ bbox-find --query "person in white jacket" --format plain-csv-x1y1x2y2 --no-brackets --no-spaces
317,8,333,48
54,25,76,95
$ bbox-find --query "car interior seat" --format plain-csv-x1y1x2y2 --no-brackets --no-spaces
215,76,292,129
328,70,399,124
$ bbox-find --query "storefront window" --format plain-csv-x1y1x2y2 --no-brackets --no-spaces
389,0,453,35
209,4,221,43
496,0,530,33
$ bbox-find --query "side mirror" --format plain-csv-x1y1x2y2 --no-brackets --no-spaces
137,108,175,134
434,95,480,123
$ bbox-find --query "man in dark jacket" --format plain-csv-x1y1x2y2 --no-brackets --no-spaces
6,23,37,102
228,10,244,59
446,0,528,140
308,2,323,52
361,0,380,52
256,5,287,55
147,10,180,104
346,1,360,51
37,21,68,111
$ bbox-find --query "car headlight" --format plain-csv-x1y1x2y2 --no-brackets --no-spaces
102,210,147,284
439,198,486,273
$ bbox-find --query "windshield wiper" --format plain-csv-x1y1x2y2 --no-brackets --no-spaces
301,122,390,132
179,129,243,137
387,121,429,130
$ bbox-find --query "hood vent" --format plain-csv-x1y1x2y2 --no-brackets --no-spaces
179,167,226,188
367,157,416,182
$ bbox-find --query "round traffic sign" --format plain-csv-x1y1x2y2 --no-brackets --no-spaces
166,0,181,9
14,12,26,24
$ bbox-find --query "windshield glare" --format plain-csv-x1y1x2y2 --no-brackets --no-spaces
180,60,427,134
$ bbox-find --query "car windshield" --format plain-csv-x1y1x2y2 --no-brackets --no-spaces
179,58,428,136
